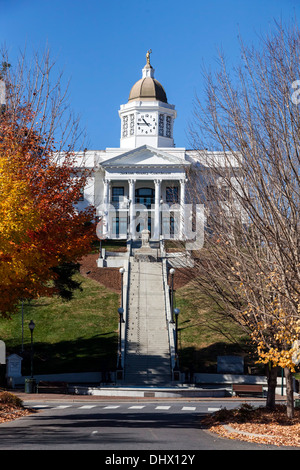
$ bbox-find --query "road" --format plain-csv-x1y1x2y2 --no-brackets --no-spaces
0,398,290,452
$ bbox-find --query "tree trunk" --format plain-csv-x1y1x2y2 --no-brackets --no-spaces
284,367,294,419
266,363,278,410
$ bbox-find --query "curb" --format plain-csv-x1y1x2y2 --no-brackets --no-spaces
12,390,286,403
222,424,274,439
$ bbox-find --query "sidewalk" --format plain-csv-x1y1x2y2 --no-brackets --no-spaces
12,389,286,403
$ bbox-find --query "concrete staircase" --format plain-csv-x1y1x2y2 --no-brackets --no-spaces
124,249,172,385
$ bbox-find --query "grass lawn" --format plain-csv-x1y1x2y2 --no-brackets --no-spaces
0,274,119,377
174,282,258,374
0,265,257,380
92,239,127,252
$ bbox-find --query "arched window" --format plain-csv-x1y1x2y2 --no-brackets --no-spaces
135,187,154,209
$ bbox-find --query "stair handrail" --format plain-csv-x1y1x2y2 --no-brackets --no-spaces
161,242,176,370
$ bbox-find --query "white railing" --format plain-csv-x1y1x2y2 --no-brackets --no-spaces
119,248,130,374
161,241,176,370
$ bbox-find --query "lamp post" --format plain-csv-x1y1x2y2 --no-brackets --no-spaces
169,268,175,323
174,308,180,371
28,320,35,379
119,267,125,309
117,307,124,371
160,198,163,240
96,216,104,258
21,299,24,353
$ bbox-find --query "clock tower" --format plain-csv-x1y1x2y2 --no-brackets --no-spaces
119,51,177,149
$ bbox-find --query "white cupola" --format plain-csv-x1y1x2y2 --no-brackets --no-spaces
119,50,177,149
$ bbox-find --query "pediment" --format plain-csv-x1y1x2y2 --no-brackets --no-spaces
101,145,189,168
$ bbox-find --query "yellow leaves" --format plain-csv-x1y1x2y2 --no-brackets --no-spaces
256,344,295,371
245,298,300,372
0,111,95,315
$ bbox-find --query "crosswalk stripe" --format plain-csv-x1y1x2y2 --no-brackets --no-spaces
31,405,49,408
29,403,203,412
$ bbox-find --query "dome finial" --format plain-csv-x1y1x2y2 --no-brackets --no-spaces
146,49,152,66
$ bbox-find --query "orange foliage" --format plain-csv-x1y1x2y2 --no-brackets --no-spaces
0,105,95,315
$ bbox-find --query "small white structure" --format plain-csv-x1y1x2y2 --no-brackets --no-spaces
6,354,23,387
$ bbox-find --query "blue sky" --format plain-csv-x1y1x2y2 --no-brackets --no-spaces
1,0,299,150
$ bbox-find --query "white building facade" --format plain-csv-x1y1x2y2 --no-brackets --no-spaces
76,52,215,242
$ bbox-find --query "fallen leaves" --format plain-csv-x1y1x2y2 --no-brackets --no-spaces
0,391,35,423
0,404,34,423
202,403,300,447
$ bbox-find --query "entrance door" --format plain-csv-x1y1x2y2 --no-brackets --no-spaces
136,216,152,234
112,216,127,237
135,187,154,237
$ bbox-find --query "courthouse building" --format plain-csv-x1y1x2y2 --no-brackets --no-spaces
75,51,211,242
0,52,232,243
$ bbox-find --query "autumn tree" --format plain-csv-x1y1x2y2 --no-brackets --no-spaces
188,20,300,417
0,48,95,316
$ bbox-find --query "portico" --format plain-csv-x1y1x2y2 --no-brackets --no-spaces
99,145,189,240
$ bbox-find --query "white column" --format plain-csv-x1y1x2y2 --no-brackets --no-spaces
180,179,186,240
108,181,112,207
154,179,161,240
129,179,136,240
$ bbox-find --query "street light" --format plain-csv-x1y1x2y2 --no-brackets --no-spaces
28,320,35,379
174,308,180,371
117,307,124,370
169,268,175,323
96,216,104,258
119,267,125,309
160,198,163,239
21,299,24,353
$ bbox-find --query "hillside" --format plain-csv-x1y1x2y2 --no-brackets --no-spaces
0,254,253,380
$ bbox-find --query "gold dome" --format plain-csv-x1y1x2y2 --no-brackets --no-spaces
128,77,168,103
128,51,168,103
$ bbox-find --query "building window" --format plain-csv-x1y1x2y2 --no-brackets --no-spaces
206,184,229,201
162,214,177,237
112,217,127,237
78,188,84,201
136,216,152,234
122,115,128,138
130,114,135,135
159,114,164,136
135,187,154,209
166,116,172,138
206,184,217,201
220,186,230,201
112,187,124,203
166,186,179,204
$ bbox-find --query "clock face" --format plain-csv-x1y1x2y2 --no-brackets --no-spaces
137,113,157,135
